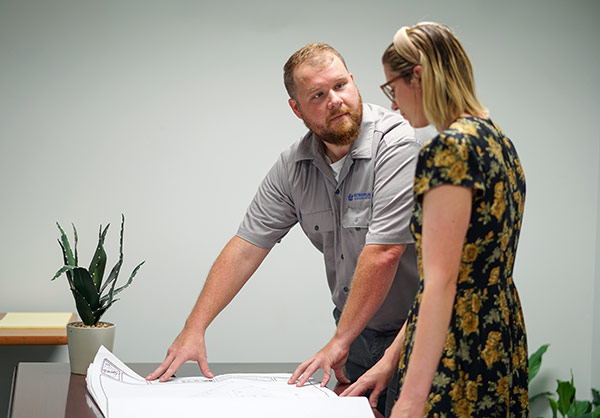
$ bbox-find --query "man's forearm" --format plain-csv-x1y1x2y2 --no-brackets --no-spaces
334,244,406,346
184,236,270,332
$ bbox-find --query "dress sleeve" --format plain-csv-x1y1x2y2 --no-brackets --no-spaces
413,132,485,201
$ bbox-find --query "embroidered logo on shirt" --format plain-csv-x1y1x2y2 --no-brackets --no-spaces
347,193,372,202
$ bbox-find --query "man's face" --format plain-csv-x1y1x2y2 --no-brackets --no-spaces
289,55,363,146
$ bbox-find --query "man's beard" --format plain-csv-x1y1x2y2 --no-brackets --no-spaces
300,94,363,146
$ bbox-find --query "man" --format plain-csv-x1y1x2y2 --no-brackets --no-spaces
147,43,431,414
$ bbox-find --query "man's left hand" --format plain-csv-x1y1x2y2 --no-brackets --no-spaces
287,339,351,387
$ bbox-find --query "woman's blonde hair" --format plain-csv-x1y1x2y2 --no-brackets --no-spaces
382,22,488,130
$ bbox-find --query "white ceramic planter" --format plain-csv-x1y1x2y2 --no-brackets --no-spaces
66,321,115,374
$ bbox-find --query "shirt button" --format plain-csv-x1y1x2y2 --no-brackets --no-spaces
341,254,344,260
314,225,319,231
343,287,349,292
335,189,340,194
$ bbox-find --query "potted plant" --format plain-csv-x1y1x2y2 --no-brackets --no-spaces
52,214,144,374
529,344,600,418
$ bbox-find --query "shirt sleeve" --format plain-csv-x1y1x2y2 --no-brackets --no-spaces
366,124,423,245
413,132,486,201
236,155,298,249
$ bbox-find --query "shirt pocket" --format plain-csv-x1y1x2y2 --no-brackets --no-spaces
301,209,334,234
342,205,371,229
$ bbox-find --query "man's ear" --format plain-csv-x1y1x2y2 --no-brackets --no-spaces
289,98,303,119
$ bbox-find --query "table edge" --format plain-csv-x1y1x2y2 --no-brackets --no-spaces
7,362,19,418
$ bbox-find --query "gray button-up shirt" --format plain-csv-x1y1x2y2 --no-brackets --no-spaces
237,103,428,331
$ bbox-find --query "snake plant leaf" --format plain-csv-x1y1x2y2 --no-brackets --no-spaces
101,258,122,295
57,239,68,266
52,265,77,292
89,224,110,291
93,298,119,323
529,344,549,383
72,267,100,311
57,239,74,283
591,405,600,418
100,216,125,294
56,222,76,266
72,223,79,266
105,269,119,311
71,288,97,326
52,265,77,280
100,261,145,305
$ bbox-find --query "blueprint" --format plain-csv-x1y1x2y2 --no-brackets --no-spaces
86,346,375,418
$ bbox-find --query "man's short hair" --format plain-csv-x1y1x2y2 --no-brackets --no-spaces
283,42,348,100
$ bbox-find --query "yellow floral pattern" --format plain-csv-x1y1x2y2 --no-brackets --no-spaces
397,117,528,418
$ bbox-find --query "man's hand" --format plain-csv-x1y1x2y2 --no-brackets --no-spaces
146,327,213,382
287,339,351,387
339,352,397,408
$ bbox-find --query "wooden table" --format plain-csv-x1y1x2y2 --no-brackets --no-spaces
8,362,382,418
0,313,77,345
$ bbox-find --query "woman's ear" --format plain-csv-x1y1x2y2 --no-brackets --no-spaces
413,65,423,86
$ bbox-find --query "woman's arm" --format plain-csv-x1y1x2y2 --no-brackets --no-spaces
390,184,472,418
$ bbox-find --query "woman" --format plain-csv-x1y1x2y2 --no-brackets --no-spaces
342,22,528,418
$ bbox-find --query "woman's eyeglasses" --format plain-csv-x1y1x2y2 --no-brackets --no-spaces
379,75,404,102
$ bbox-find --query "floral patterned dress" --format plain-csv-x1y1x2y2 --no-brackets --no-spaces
397,117,528,418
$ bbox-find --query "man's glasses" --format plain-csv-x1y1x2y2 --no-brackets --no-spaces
380,75,404,102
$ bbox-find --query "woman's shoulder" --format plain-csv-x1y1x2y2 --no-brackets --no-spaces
421,118,476,155
447,116,498,141
423,116,502,153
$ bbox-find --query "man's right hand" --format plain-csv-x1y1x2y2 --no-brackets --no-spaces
145,327,213,382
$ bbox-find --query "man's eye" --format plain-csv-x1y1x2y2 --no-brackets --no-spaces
312,92,323,99
335,83,345,89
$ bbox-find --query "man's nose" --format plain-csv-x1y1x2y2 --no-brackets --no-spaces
327,90,343,109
